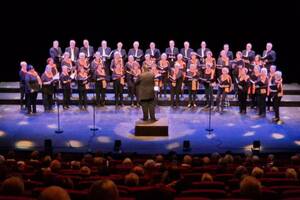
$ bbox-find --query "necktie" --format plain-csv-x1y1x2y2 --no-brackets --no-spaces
71,48,75,61
135,49,138,57
87,47,90,57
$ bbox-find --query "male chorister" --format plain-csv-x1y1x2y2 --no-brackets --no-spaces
49,40,62,67
262,42,276,70
165,40,179,67
80,39,94,62
180,41,194,61
128,41,144,64
220,44,233,60
197,41,211,61
65,40,79,62
113,42,127,61
19,61,28,110
242,43,255,64
25,65,42,114
145,42,161,61
98,40,112,79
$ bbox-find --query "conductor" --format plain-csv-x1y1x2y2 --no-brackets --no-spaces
136,66,157,121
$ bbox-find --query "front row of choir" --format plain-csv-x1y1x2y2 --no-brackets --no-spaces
19,52,283,123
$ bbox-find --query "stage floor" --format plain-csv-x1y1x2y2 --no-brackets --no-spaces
0,105,300,154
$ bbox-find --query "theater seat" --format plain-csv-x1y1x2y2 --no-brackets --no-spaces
0,197,35,200
191,181,225,190
282,189,300,199
174,197,210,200
178,189,226,198
231,188,278,199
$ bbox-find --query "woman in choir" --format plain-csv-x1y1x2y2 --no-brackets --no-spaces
269,71,283,124
237,67,250,114
125,55,141,107
169,63,183,108
217,50,230,78
187,52,200,69
90,52,103,79
60,65,72,109
41,65,54,112
61,52,74,73
19,61,28,110
157,53,170,98
77,66,89,110
204,51,216,72
94,55,107,107
25,65,42,114
46,58,59,95
201,64,215,109
186,64,199,108
142,54,154,72
215,67,231,113
256,68,268,117
249,65,261,109
111,52,125,106
77,52,90,73
267,65,277,111
175,54,187,98
150,63,161,105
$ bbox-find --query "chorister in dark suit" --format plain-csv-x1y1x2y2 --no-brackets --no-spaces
157,53,170,97
49,40,62,67
186,64,200,107
98,40,112,80
262,42,276,70
256,68,269,117
65,40,79,62
220,44,233,60
135,66,156,121
111,52,125,106
215,67,232,113
113,42,127,61
41,65,55,112
201,64,215,109
80,39,94,62
77,66,89,110
180,41,194,62
125,55,141,107
25,65,41,114
268,70,283,123
242,43,256,68
93,56,107,107
165,40,179,67
196,41,211,62
169,63,183,108
145,42,161,62
237,68,250,114
128,41,144,64
19,61,27,109
60,65,72,109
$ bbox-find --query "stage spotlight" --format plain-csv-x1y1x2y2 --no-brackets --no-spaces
252,140,261,155
183,140,191,152
114,140,122,152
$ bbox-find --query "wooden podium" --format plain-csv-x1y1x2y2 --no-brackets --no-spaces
135,118,168,136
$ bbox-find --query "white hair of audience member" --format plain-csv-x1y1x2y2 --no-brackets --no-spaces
79,52,86,59
222,67,229,74
261,68,268,75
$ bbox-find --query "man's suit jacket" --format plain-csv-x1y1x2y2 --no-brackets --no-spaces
65,47,79,61
145,48,161,59
180,48,194,58
80,46,95,58
136,71,155,101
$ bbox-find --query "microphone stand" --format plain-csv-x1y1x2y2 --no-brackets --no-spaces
54,81,63,134
205,82,214,135
90,82,98,135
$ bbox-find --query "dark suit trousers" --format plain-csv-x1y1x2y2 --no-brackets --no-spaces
140,99,155,120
